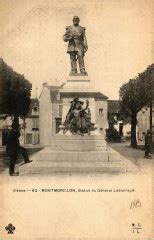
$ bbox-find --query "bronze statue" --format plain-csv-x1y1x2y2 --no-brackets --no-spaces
63,16,88,75
64,97,92,135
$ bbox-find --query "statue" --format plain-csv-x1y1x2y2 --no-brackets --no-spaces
64,97,92,135
63,16,88,75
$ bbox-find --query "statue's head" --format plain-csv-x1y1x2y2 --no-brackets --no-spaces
73,16,80,26
74,97,79,102
76,102,82,110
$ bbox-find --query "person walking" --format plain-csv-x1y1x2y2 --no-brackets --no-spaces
6,121,32,176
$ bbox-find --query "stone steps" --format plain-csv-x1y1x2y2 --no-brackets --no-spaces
36,150,117,162
19,161,127,175
18,143,138,175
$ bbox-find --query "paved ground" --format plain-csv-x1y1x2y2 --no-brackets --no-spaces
0,142,153,174
108,141,154,169
0,142,146,176
0,145,43,174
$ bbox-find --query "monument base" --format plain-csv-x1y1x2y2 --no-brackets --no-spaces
50,135,107,151
18,135,138,175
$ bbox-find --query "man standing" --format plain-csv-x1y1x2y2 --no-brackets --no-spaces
6,121,32,176
144,129,152,159
63,16,88,75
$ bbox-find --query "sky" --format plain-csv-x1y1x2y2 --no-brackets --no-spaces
0,0,153,99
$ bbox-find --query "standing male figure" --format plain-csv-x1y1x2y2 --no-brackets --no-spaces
6,121,32,176
63,16,88,75
144,129,152,159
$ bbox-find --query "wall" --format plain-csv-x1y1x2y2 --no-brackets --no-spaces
52,103,62,135
95,99,108,133
39,86,52,146
24,117,39,145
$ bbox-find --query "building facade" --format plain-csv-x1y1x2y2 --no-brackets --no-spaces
108,100,131,138
24,99,39,145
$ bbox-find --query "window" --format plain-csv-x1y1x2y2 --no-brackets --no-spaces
26,133,32,144
32,118,39,130
99,108,103,116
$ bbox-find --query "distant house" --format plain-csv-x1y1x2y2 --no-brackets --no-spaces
108,100,131,137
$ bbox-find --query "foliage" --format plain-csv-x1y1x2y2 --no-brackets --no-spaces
108,113,117,129
105,128,121,142
1,59,32,121
119,65,152,148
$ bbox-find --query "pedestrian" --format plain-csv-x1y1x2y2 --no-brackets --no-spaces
6,121,32,176
144,129,152,159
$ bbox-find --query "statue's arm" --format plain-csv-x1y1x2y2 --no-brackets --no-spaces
83,27,88,52
84,100,89,110
63,26,72,42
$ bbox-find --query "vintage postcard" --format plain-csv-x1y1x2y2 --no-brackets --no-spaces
0,0,153,239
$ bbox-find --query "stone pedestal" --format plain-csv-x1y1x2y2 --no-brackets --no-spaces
50,135,107,151
18,134,138,175
61,74,92,91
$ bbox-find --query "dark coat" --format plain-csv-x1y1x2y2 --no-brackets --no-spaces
145,133,151,152
6,129,20,155
63,25,87,54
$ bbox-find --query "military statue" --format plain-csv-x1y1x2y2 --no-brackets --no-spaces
63,16,88,75
64,97,92,135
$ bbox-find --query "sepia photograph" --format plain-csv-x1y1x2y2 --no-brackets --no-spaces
0,0,153,239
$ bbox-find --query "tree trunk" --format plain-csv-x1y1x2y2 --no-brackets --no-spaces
13,113,19,123
130,112,137,148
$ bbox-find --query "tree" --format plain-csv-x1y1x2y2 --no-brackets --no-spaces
1,59,32,122
106,111,121,142
119,66,152,148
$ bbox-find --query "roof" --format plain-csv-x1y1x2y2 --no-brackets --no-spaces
108,100,120,114
47,86,63,91
60,92,108,100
